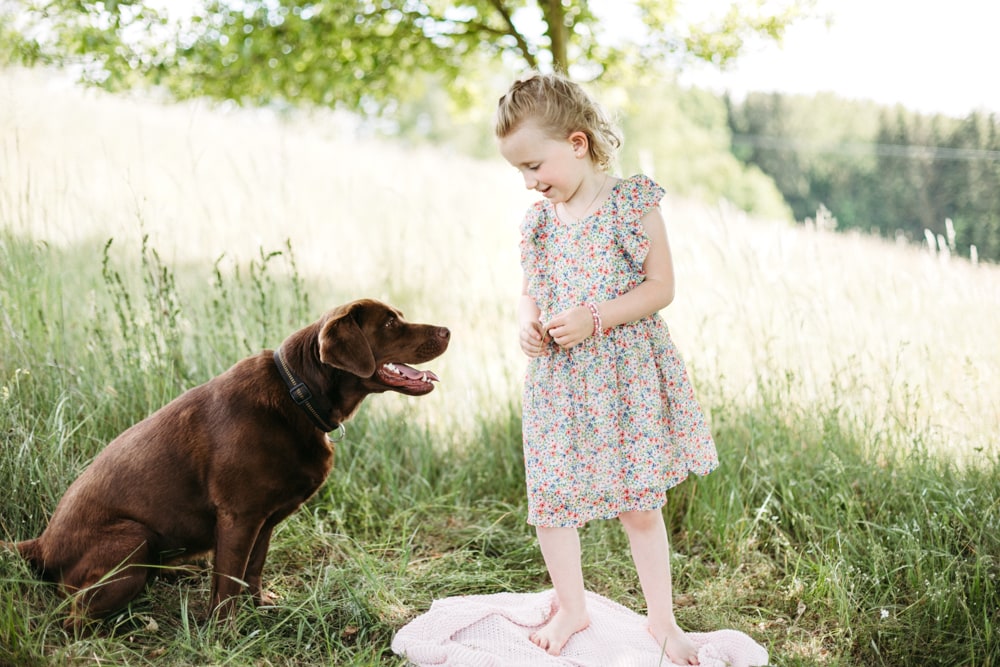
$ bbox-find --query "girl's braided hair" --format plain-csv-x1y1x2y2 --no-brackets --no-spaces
495,72,622,171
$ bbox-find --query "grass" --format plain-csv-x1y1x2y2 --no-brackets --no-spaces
1,67,999,665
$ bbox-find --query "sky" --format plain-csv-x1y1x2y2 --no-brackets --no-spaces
667,0,1000,118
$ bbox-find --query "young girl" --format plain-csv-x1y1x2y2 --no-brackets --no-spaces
495,72,719,665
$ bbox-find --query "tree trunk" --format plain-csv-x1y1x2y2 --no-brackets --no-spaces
540,0,568,73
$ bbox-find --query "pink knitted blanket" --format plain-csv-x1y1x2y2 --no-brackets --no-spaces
392,589,769,667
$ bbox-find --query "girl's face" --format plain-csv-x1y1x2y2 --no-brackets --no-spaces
498,120,591,205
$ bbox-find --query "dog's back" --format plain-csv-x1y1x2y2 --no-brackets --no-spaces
13,355,280,580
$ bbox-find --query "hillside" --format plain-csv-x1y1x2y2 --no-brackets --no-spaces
2,67,998,457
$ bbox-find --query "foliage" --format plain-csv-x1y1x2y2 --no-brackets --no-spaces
728,92,1000,262
3,0,812,112
876,110,1000,262
616,81,791,220
727,92,901,231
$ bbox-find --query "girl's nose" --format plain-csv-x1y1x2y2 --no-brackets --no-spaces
522,173,537,190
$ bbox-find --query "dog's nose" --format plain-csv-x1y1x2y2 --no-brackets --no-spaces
437,327,450,340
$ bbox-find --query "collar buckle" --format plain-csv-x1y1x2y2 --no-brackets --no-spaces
273,347,341,436
288,381,313,405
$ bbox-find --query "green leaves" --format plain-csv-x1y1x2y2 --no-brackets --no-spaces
4,1,809,115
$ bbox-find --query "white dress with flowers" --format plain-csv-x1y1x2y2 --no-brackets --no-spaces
520,174,718,528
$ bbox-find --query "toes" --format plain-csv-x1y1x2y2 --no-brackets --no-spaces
530,630,560,655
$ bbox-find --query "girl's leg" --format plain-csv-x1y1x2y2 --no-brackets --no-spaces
531,526,590,655
618,508,700,666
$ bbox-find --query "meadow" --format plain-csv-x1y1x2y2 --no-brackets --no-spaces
1,68,998,665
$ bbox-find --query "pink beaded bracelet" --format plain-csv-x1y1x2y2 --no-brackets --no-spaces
586,302,603,338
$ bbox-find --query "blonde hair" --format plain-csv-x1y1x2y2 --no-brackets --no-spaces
495,72,622,171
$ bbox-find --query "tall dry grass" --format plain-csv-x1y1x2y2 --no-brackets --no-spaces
3,67,996,458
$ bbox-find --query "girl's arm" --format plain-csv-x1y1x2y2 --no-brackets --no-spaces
599,205,676,326
519,276,550,358
543,206,675,349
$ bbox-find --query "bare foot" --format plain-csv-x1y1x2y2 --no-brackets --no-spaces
649,621,700,665
530,607,590,656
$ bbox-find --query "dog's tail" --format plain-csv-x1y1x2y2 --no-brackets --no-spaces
1,538,44,573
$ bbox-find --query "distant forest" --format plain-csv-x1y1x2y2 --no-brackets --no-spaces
727,93,1000,263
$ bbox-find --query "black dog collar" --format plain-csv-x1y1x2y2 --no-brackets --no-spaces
273,347,344,440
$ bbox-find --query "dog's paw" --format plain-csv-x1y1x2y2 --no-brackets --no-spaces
258,589,281,606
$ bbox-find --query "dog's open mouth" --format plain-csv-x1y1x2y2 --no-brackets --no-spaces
377,362,440,394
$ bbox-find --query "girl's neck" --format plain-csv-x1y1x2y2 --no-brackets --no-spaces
559,172,610,223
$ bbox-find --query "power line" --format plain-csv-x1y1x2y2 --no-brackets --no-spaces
730,134,1000,162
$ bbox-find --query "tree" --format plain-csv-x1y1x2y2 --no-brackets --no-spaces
946,112,1000,260
4,0,812,112
726,89,1000,261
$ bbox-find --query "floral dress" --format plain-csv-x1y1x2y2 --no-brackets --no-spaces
520,174,718,528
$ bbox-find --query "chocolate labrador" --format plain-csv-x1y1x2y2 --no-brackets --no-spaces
6,298,449,629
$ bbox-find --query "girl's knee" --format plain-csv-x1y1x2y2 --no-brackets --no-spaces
617,508,662,532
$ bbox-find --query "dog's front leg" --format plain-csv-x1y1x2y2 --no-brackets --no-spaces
244,520,279,606
210,513,264,620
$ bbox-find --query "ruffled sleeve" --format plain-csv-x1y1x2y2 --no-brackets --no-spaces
614,174,666,271
519,199,550,276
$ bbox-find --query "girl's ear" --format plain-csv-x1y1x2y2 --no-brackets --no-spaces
568,131,589,157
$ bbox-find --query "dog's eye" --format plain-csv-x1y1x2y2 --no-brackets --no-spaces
384,317,396,328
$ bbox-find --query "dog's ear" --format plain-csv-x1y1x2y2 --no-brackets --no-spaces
318,308,376,377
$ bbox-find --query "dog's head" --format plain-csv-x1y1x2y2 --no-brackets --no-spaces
317,299,450,396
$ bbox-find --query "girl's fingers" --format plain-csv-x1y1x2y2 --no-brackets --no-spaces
521,322,551,357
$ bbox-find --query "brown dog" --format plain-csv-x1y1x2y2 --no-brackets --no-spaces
7,298,449,629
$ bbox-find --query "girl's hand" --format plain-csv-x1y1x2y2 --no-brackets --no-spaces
543,306,594,349
520,320,550,358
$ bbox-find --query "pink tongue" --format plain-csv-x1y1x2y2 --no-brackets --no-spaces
393,363,440,382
